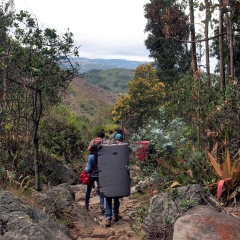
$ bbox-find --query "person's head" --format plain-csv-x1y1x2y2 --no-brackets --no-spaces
116,128,123,134
114,133,122,141
97,131,105,139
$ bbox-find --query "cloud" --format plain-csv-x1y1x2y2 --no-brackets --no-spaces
14,0,152,62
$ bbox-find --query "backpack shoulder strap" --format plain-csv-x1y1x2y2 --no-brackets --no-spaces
90,162,97,174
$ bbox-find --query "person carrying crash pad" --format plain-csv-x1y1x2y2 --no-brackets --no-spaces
105,133,123,227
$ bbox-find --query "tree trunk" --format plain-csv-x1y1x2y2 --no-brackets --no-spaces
33,122,40,191
205,0,210,85
226,13,234,78
32,89,42,191
219,0,225,92
189,0,198,74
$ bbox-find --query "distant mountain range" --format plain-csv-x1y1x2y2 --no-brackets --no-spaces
72,57,150,73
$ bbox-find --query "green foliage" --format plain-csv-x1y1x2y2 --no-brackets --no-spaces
135,204,149,224
166,74,222,122
210,6,240,77
127,72,240,194
177,198,196,211
39,104,90,165
112,64,165,135
132,158,159,182
104,123,119,135
128,107,211,189
168,188,197,213
162,216,171,225
166,75,240,153
0,1,80,189
144,0,191,86
129,109,193,164
129,204,149,230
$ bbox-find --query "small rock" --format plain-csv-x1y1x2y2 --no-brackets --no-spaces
91,227,114,238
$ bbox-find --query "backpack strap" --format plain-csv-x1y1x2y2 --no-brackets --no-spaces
89,162,98,175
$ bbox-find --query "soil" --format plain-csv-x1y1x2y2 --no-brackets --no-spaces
69,183,240,240
70,184,147,240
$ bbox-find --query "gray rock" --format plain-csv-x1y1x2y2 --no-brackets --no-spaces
34,183,76,214
144,184,209,240
0,190,72,240
32,183,98,232
52,163,79,185
39,150,79,186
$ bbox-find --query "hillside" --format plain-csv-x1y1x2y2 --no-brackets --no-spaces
63,57,149,121
83,68,134,94
63,77,119,121
73,57,149,73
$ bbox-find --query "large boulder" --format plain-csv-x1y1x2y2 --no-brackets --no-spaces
40,150,79,185
0,190,72,240
47,162,79,185
144,184,212,240
173,205,240,240
32,183,98,238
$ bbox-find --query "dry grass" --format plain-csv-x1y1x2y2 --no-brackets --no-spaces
63,77,118,121
0,170,42,209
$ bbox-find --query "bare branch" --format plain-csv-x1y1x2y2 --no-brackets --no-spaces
164,32,227,43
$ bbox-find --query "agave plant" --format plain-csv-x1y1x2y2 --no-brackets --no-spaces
207,148,240,200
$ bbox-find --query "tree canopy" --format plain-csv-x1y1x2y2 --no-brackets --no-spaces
144,0,191,86
0,1,80,190
112,64,165,133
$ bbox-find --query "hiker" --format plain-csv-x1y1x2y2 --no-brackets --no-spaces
111,132,123,144
113,128,123,142
105,133,123,227
86,130,106,209
84,145,105,213
87,131,105,152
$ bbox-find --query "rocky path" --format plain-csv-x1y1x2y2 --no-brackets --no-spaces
71,184,146,240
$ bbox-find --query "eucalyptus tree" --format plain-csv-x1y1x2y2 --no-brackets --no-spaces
211,0,240,89
3,9,80,190
144,0,191,90
218,0,226,91
204,0,211,83
189,0,198,74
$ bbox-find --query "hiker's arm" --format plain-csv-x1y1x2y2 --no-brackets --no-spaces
85,155,93,173
87,145,92,151
87,140,92,151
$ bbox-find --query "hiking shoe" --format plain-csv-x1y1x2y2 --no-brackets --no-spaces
105,218,111,227
84,205,89,211
112,215,119,222
100,206,105,213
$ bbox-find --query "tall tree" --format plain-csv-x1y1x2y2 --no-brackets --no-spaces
219,0,226,91
211,0,240,89
2,9,80,190
144,0,191,88
189,0,198,74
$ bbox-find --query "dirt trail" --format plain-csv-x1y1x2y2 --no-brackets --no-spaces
72,184,146,240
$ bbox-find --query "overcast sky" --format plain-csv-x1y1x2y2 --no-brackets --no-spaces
14,0,152,62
